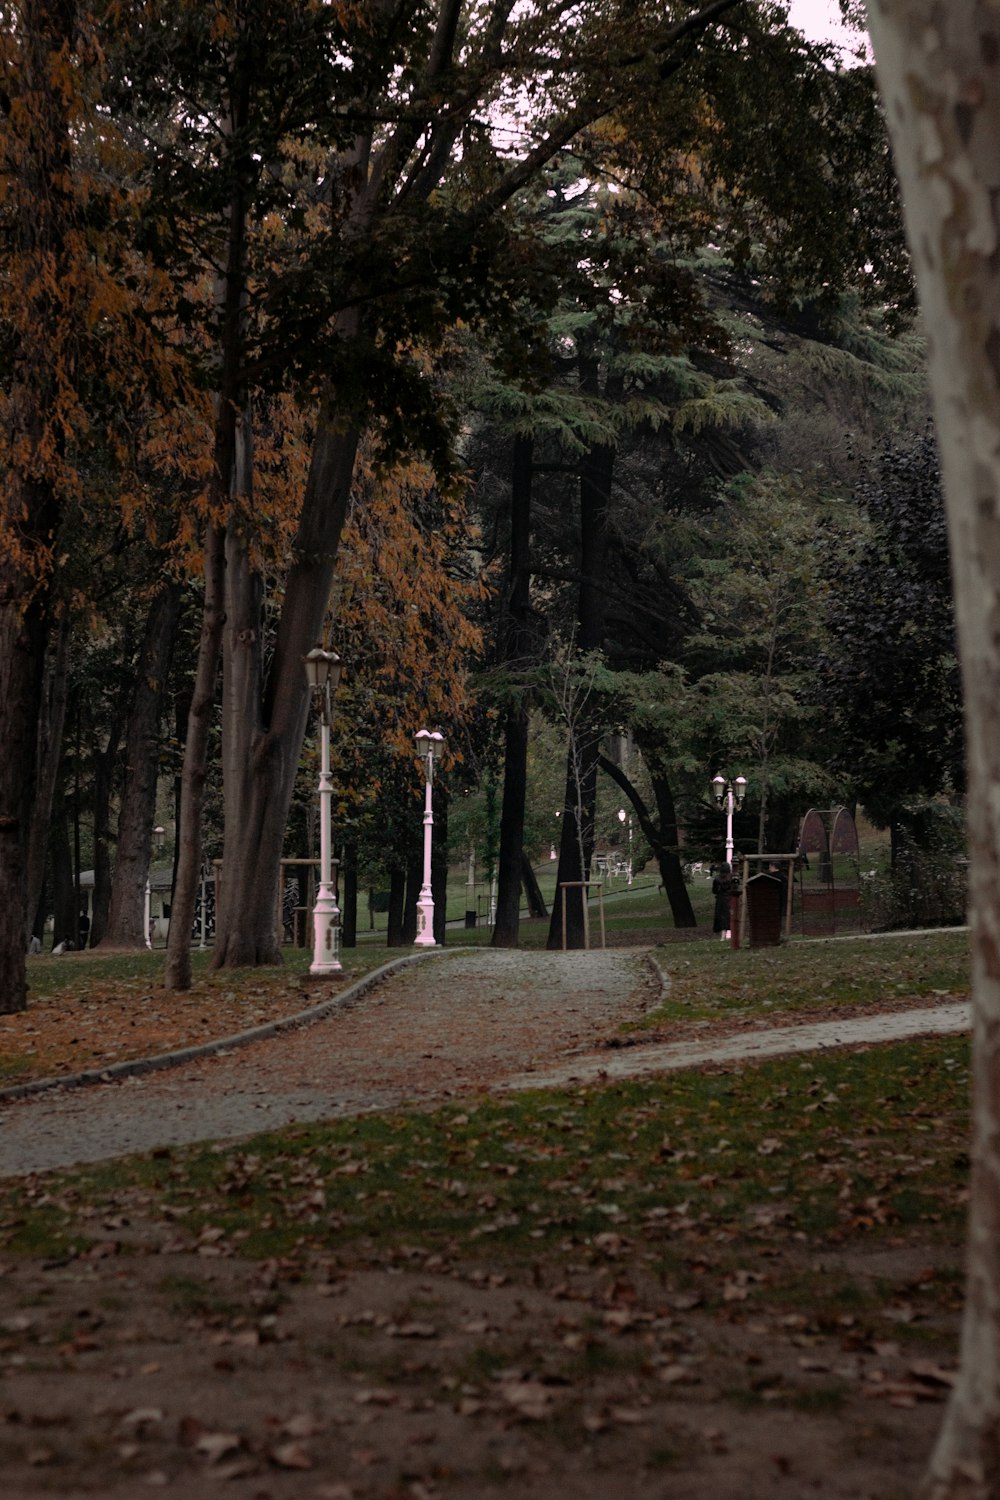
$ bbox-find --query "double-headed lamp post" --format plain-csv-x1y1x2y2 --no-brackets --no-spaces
414,729,446,947
711,773,747,864
304,646,343,976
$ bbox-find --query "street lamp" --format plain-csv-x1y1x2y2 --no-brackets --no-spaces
711,773,747,864
304,646,343,976
414,728,446,946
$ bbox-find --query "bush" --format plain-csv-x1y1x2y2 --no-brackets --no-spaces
860,817,967,931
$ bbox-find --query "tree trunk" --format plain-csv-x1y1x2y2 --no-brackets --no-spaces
386,865,406,947
0,0,77,1011
100,582,182,948
402,850,421,945
170,50,261,979
521,851,548,919
649,768,698,927
211,405,361,968
165,98,250,986
494,435,534,947
866,5,1000,1494
0,595,51,1006
599,752,697,927
341,841,357,949
165,527,226,989
24,617,70,948
49,795,76,950
88,705,125,948
208,115,372,972
547,413,614,950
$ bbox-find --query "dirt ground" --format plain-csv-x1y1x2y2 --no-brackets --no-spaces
0,1226,961,1500
0,947,967,1498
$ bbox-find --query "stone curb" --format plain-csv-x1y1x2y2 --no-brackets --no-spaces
0,948,474,1106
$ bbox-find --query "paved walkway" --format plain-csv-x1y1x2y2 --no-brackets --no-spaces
0,948,970,1178
499,1002,971,1091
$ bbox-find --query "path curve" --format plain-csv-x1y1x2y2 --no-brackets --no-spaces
0,948,655,1178
0,948,970,1179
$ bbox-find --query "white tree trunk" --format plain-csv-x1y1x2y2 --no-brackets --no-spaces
866,4,1000,1494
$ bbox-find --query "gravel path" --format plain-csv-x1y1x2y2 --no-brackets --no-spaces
0,947,970,1179
0,948,656,1178
499,1001,972,1090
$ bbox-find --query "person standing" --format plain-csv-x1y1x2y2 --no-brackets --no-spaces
712,861,733,942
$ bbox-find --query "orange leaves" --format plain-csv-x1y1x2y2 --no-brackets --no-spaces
332,437,485,759
0,5,201,604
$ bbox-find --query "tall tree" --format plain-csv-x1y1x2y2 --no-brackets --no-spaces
98,580,183,947
819,432,963,837
163,0,759,969
0,0,82,1010
865,3,1000,1496
492,435,535,947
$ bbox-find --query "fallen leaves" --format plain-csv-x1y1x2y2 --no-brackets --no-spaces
863,1362,957,1407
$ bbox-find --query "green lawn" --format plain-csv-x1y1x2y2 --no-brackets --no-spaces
646,927,970,1026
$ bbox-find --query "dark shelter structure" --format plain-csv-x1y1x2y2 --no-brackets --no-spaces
796,807,862,936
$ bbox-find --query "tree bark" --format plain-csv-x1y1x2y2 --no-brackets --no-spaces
0,0,78,1010
598,752,697,927
386,864,406,947
211,405,361,968
48,795,76,950
342,842,357,949
24,617,70,948
547,406,615,950
650,769,698,927
494,435,534,947
866,5,1000,1494
520,851,548,919
99,582,182,948
165,527,226,989
88,705,123,950
402,849,421,945
170,41,258,980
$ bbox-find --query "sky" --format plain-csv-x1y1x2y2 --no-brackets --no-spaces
785,0,866,49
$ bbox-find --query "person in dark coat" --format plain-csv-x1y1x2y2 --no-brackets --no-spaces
712,861,733,941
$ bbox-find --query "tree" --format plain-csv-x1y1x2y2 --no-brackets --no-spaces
686,473,840,853
819,431,963,838
98,580,184,947
0,0,86,1010
142,0,774,972
491,435,535,947
865,3,1000,1495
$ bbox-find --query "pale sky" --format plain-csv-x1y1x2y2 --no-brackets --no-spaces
785,0,866,49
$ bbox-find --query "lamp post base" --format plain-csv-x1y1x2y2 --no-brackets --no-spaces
414,891,436,946
310,886,343,975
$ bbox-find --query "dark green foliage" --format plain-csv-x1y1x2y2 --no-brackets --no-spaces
819,432,963,827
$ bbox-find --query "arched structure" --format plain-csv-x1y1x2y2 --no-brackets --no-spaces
796,807,862,936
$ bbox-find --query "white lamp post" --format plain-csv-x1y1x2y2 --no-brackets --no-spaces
304,646,343,976
711,773,747,864
414,728,446,946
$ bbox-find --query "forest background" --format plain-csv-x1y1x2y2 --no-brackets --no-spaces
0,0,961,1012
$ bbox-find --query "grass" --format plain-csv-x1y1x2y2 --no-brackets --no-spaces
0,1034,970,1331
23,941,403,1001
645,928,970,1025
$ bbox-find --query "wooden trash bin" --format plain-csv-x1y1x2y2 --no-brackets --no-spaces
745,872,784,948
